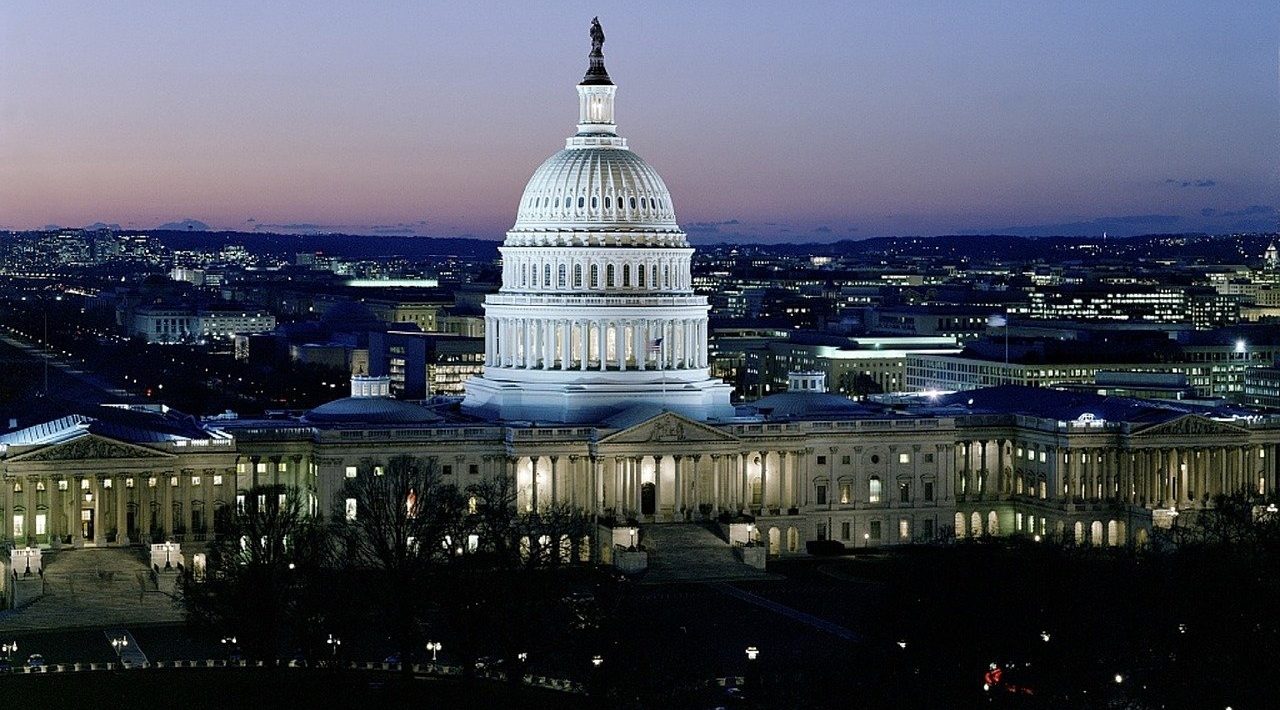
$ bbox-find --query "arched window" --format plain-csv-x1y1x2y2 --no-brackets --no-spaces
664,265,671,288
591,196,597,209
606,264,615,287
630,197,637,210
622,264,631,287
543,264,552,286
573,264,582,288
521,263,528,287
604,196,611,209
557,264,567,288
590,264,598,288
651,264,658,287
578,196,585,208
868,476,882,504
637,264,646,287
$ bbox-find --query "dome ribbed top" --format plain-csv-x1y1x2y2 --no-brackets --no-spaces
510,147,679,235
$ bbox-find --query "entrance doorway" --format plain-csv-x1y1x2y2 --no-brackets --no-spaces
81,508,95,541
641,482,656,516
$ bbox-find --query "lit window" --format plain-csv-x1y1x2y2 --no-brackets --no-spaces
899,519,910,540
374,466,384,477
213,475,223,486
103,478,112,489
148,477,157,488
35,513,47,536
277,462,288,473
170,476,178,487
256,462,267,474
898,453,910,464
80,479,89,491
58,480,68,491
345,466,358,479
345,498,357,522
868,476,882,504
191,476,201,486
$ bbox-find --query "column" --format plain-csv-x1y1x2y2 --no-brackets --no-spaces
651,455,663,519
116,476,128,545
996,440,1006,496
615,320,625,370
673,455,684,518
598,320,608,371
740,453,749,512
529,456,539,512
579,322,589,371
759,451,770,513
549,456,559,506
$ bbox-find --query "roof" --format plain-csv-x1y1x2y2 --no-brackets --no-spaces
927,384,1244,424
302,396,442,425
0,404,219,447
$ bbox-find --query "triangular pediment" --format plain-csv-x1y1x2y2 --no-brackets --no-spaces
1133,414,1250,438
8,433,176,463
600,411,738,446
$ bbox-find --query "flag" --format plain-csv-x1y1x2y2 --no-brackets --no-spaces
648,337,664,353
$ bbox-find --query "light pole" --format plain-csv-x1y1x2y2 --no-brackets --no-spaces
425,641,442,663
327,633,341,659
111,636,128,652
1,641,15,661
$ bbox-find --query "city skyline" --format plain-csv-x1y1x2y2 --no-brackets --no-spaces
3,1,1279,241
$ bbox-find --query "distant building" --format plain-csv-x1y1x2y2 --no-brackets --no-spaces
368,329,484,398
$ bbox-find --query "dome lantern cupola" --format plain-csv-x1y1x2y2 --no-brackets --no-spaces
576,17,619,140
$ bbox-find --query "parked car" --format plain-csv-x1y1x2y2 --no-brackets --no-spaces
26,654,46,670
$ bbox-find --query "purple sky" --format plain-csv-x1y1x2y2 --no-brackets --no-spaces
2,1,1278,242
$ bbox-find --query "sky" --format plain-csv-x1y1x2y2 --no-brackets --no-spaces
2,1,1279,242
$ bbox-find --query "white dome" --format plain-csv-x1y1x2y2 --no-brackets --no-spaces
512,147,679,233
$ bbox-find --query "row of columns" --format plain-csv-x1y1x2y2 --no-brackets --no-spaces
487,316,708,371
504,255,689,292
957,439,1279,509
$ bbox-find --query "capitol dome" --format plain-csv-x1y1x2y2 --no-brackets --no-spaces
462,19,733,424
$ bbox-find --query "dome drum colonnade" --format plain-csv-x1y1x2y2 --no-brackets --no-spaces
463,22,732,423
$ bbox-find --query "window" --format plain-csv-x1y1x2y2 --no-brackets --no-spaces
345,498,357,522
816,455,827,465
237,462,248,474
815,485,827,505
869,520,882,540
816,523,827,540
125,478,134,489
442,465,453,476
623,264,631,287
170,476,179,487
922,519,934,539
58,480,68,491
868,477,882,504
345,466,358,479
899,483,910,503
80,479,89,491
898,453,910,465
213,475,223,486
191,476,200,486
468,464,479,475
256,462,267,474
925,453,934,463
558,264,566,288
841,455,851,465
606,264,615,287
899,519,910,540
839,482,851,504
573,264,582,288
590,264,599,288
374,466,384,477
13,514,23,539
870,454,880,464
148,477,157,488
924,481,934,502
840,521,851,540
35,514,47,536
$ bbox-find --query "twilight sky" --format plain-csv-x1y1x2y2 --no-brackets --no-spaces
2,1,1278,242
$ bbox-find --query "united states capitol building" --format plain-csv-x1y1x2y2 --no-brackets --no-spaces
4,28,1280,578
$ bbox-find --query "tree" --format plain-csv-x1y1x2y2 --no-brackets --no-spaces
177,484,334,665
333,455,467,670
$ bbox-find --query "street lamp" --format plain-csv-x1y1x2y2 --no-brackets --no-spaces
111,636,128,651
327,633,341,658
744,646,759,661
591,655,603,667
1114,673,1124,684
425,641,442,663
1,641,15,660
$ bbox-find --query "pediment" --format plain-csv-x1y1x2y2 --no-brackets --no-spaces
1132,414,1249,438
8,434,175,463
600,411,738,446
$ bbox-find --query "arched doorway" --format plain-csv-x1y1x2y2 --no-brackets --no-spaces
786,526,799,553
641,482,656,516
768,527,780,555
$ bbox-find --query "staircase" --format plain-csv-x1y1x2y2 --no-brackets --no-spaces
639,523,775,583
0,548,183,632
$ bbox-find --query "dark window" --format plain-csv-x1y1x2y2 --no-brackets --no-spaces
815,485,827,505
469,464,479,475
841,455,851,465
442,465,453,476
899,483,910,503
924,482,934,501
840,521,851,540
816,455,827,465
869,520,882,540
870,454,880,464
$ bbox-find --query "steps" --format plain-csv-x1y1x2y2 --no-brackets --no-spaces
639,523,776,583
0,548,183,632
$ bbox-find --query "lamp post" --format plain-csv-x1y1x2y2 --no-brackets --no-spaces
425,641,442,663
1,641,15,661
327,633,341,659
111,636,128,652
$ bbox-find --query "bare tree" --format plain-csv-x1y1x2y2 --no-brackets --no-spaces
334,454,467,670
177,484,333,665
